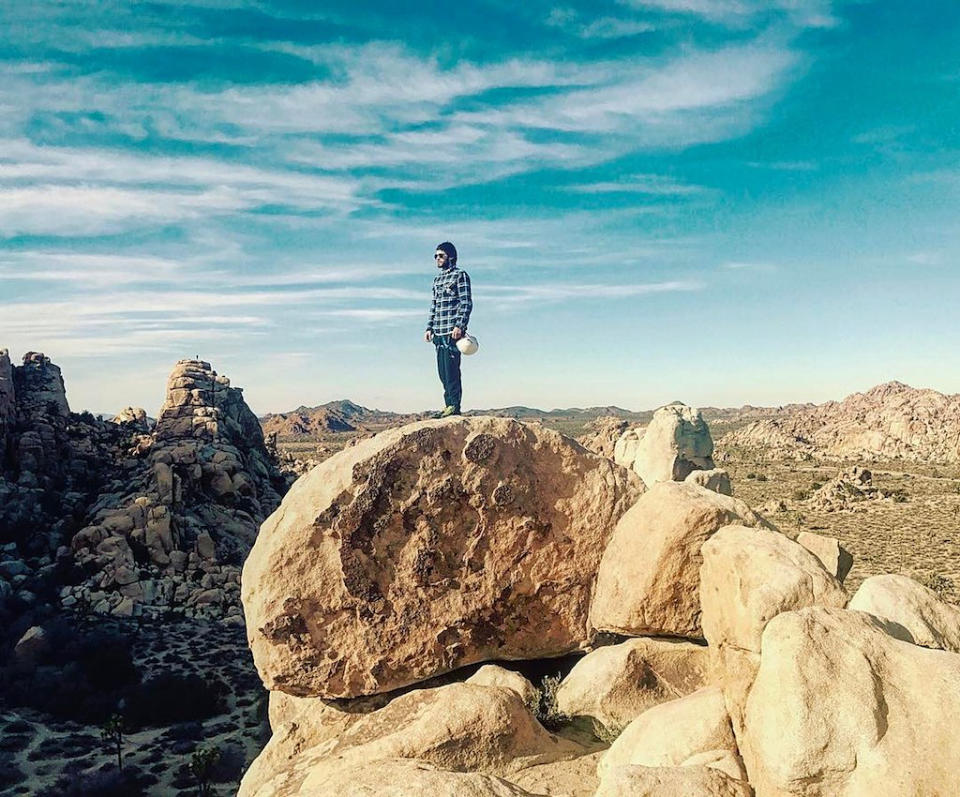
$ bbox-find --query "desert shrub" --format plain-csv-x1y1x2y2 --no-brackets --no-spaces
190,745,222,796
811,481,823,490
919,573,955,600
745,472,756,480
209,740,246,783
534,674,568,731
124,673,226,729
884,488,909,503
755,474,768,482
792,489,809,501
590,718,626,745
37,768,148,797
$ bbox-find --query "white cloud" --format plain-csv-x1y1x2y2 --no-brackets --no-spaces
479,279,703,306
618,0,841,29
566,174,710,195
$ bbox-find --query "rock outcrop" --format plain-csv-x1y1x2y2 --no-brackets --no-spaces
242,416,642,698
112,406,150,431
849,573,960,652
590,482,768,638
577,416,635,459
721,381,960,463
627,404,714,488
556,638,710,731
241,682,580,796
66,359,287,622
740,607,960,795
241,406,960,797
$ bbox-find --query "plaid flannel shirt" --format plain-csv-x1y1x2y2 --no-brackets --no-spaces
426,265,472,336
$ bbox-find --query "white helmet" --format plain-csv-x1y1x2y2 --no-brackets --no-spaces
456,334,479,355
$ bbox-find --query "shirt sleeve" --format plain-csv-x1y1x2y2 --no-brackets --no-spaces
454,270,472,331
426,279,437,331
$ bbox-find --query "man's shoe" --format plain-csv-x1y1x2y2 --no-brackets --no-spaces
439,405,457,418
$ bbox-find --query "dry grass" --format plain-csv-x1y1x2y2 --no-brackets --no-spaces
720,447,960,601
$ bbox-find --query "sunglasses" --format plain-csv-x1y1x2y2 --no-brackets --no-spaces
434,253,447,259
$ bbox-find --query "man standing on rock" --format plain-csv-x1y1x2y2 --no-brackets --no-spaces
424,241,472,417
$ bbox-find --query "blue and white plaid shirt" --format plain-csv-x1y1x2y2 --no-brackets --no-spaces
426,265,472,336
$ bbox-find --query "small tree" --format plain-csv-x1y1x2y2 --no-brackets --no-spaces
101,712,127,771
190,745,222,796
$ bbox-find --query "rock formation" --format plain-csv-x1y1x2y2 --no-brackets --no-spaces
235,408,960,797
111,406,150,431
577,416,636,459
721,380,960,463
65,359,286,623
615,403,715,488
0,351,129,620
590,482,769,638
242,416,643,697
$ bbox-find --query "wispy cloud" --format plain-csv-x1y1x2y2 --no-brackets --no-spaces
480,279,704,307
565,174,710,195
720,261,778,272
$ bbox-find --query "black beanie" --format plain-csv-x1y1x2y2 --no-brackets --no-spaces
436,241,457,264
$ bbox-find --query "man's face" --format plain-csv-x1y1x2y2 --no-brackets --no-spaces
434,250,449,268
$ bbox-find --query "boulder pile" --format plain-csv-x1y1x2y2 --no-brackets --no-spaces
0,350,131,617
240,412,960,796
67,359,287,623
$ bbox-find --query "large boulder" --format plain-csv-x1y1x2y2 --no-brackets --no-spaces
242,682,580,796
699,524,848,740
590,482,768,638
467,665,538,709
556,638,710,731
848,573,960,652
740,606,960,795
595,764,752,797
258,758,539,797
630,404,714,488
598,686,744,781
699,524,847,655
242,416,642,698
684,468,732,496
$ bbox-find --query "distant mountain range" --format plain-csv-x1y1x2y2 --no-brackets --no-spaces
258,382,960,464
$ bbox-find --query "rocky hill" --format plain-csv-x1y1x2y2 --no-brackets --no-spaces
259,400,410,438
0,352,290,629
721,380,960,463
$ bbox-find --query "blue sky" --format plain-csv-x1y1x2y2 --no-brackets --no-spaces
1,0,958,414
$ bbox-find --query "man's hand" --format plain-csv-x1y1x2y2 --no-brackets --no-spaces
451,327,463,340
424,330,433,342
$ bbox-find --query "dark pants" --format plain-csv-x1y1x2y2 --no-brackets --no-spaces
433,334,462,410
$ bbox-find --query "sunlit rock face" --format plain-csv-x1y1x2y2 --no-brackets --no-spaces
242,415,643,699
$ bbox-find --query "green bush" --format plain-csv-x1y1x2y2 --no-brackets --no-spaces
534,674,568,731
